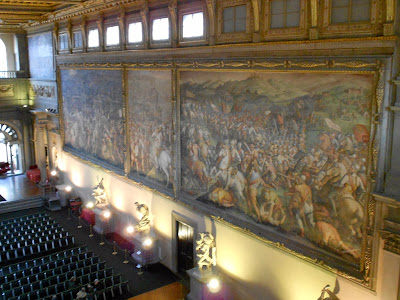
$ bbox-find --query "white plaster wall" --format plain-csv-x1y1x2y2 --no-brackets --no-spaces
60,153,400,300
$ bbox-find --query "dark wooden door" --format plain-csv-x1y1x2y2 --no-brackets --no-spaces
176,221,194,273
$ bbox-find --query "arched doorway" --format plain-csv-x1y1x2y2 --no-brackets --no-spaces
0,123,22,174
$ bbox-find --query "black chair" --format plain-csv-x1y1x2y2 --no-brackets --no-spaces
30,281,41,292
47,285,57,297
90,257,99,264
40,264,49,273
21,285,31,295
104,268,113,278
17,293,29,300
1,282,11,291
36,272,46,281
53,267,62,276
97,261,105,271
77,260,84,269
48,276,58,287
27,275,36,285
12,287,23,297
55,282,66,293
82,266,90,275
104,287,113,300
10,280,20,289
36,288,47,299
120,281,130,295
104,277,113,288
112,274,121,286
14,271,24,281
7,250,17,261
61,290,73,300
5,273,15,283
79,275,89,286
68,263,77,272
1,290,13,300
41,279,50,289
19,277,29,287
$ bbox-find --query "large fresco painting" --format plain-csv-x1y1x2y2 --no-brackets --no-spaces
61,69,125,170
180,70,373,268
127,70,174,188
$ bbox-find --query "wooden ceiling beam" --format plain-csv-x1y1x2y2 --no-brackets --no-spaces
0,13,45,20
0,6,54,13
1,0,83,4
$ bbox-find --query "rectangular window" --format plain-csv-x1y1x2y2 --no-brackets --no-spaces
88,28,99,48
152,17,170,41
270,0,300,29
58,33,68,50
332,0,370,24
128,22,143,43
182,12,204,38
106,25,120,46
223,5,246,33
73,31,82,48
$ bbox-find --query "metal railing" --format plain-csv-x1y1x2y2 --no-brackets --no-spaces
0,71,17,79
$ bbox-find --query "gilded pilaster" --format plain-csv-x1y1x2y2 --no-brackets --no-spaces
206,0,216,45
168,0,178,48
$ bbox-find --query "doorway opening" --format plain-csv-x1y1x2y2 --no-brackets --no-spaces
176,220,195,276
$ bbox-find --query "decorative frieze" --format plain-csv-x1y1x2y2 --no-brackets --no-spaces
0,84,14,97
31,84,56,99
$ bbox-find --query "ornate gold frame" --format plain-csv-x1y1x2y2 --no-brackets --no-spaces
57,58,384,290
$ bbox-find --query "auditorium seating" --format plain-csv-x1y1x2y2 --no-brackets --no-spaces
0,213,74,266
0,212,131,300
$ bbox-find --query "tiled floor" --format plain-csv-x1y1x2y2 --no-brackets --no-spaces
0,174,41,201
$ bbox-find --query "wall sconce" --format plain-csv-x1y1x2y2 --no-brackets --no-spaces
86,202,94,209
102,210,111,219
207,277,221,293
142,238,153,249
126,225,135,234
65,186,72,192
50,170,57,176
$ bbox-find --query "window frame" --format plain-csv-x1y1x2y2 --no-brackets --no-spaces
104,20,121,50
330,0,371,24
178,3,207,46
321,0,380,38
216,0,252,44
149,9,171,48
263,0,307,41
58,32,69,52
126,14,145,49
72,30,83,50
87,25,100,51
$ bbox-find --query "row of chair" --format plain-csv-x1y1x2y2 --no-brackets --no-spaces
1,246,88,276
2,268,121,300
2,217,55,228
5,281,130,300
0,236,75,265
1,227,66,245
1,265,114,294
1,232,69,251
0,213,48,226
2,223,61,238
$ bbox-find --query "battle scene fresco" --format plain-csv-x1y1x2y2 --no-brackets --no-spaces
127,70,174,188
61,69,125,169
180,70,373,264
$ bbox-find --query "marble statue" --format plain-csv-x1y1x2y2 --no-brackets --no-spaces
196,232,216,271
134,202,151,236
92,178,108,206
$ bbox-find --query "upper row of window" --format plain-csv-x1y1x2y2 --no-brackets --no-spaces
59,0,372,50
